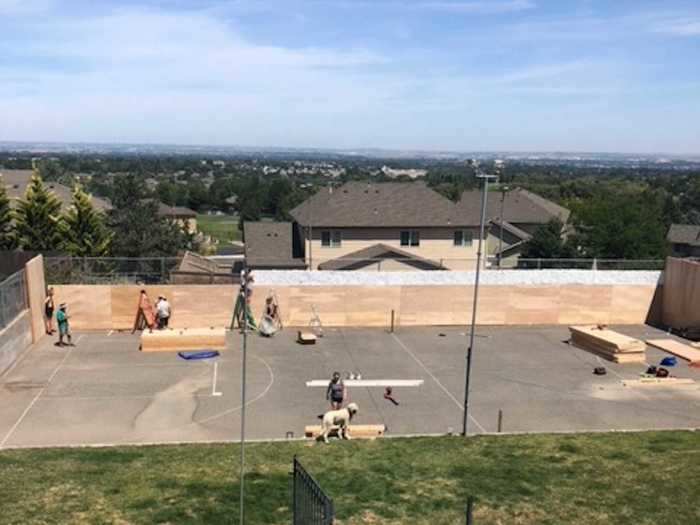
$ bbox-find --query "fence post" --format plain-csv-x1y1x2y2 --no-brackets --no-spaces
466,497,474,525
537,258,541,270
161,258,166,283
497,409,503,433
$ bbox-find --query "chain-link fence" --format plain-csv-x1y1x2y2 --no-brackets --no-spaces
0,269,28,331
45,257,182,285
492,258,664,271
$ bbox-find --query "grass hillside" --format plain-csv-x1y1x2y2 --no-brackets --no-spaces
2,432,699,524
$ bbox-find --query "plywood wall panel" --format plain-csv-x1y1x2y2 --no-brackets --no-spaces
345,286,400,327
609,286,657,324
398,286,472,325
52,285,112,331
285,287,347,326
475,286,509,325
558,286,612,325
24,255,46,343
171,286,236,328
506,286,560,325
661,258,700,329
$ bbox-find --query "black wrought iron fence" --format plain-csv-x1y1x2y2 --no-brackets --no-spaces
0,269,28,331
292,456,335,525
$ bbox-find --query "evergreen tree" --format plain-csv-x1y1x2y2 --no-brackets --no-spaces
15,173,63,251
108,174,197,257
60,185,112,256
0,183,17,250
521,218,575,259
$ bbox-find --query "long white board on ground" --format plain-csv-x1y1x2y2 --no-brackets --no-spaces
306,379,424,387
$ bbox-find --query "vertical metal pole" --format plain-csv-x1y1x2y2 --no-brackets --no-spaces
308,224,313,271
463,173,492,437
390,309,395,333
498,409,503,433
498,189,506,268
239,268,248,525
466,497,474,525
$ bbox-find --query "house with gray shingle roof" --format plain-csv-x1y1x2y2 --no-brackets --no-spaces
667,224,700,258
246,181,569,271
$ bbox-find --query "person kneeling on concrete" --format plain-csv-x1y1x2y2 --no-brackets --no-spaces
56,303,74,347
319,402,358,444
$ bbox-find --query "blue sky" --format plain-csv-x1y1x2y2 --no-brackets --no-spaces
1,0,699,153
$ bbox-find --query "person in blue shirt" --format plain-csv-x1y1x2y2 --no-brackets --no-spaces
56,303,74,347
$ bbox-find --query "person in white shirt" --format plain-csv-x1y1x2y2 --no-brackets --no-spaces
156,296,171,329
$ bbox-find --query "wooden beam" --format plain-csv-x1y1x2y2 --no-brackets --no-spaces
304,424,386,439
141,327,226,353
305,379,424,387
646,339,700,365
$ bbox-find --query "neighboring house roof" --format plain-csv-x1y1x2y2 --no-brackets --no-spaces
456,187,570,225
177,251,232,274
667,224,700,247
291,181,470,228
318,243,445,271
491,220,533,242
157,203,197,219
243,221,306,269
0,169,112,212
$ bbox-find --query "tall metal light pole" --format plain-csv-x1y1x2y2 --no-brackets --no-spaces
497,185,509,268
462,161,499,436
239,267,249,525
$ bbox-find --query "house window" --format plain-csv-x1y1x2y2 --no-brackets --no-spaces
454,230,473,247
321,230,342,248
400,230,420,247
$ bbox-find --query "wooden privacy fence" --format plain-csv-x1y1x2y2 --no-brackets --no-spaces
50,282,660,331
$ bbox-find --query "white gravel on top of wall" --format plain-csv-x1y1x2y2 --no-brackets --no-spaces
253,270,662,287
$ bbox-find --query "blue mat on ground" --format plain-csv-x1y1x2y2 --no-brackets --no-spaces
178,350,220,360
660,356,677,367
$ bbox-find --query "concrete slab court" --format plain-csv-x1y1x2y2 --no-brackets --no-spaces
0,325,698,449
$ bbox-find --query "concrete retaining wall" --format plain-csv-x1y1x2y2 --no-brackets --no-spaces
51,270,662,331
0,310,32,376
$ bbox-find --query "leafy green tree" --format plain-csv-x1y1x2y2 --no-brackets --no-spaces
15,173,63,251
108,174,197,257
570,191,667,259
521,219,575,259
0,183,16,250
60,185,112,256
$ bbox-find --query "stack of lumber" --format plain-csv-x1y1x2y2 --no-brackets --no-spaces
304,424,386,440
646,339,700,367
569,325,646,363
141,327,226,352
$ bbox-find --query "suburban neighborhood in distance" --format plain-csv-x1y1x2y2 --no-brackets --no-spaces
2,1,700,524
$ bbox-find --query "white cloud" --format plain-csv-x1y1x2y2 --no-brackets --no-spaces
414,0,535,13
652,18,700,36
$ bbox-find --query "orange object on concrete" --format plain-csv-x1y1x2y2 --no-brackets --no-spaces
132,290,156,333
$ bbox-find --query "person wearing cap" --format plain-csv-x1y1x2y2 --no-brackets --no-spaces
156,296,171,329
56,303,73,347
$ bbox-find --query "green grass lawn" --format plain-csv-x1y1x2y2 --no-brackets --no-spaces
2,432,699,524
197,214,241,245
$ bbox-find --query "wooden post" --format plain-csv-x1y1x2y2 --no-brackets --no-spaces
390,309,395,333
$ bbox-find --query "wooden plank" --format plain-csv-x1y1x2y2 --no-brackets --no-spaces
304,424,386,439
24,255,46,344
622,377,696,387
570,326,646,352
306,379,424,387
140,327,226,352
646,339,700,364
